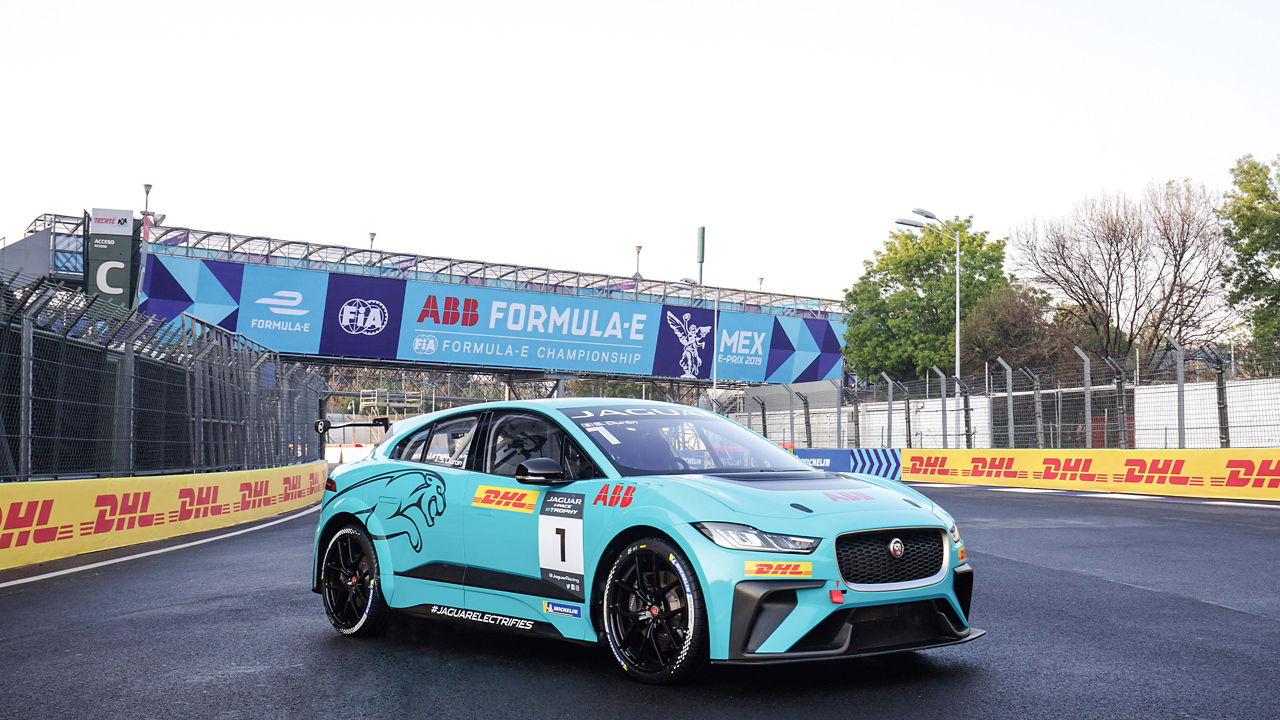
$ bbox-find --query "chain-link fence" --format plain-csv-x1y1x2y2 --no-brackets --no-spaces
0,267,327,482
728,342,1280,450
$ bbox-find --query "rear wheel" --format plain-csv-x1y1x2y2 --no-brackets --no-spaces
602,537,708,684
321,525,390,636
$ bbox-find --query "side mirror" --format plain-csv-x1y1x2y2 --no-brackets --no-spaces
515,457,567,485
314,419,332,434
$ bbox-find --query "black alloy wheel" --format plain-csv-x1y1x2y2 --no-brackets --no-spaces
602,537,707,684
321,525,390,636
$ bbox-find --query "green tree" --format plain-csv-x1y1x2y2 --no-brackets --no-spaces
842,219,1007,380
961,283,1082,371
1221,154,1280,337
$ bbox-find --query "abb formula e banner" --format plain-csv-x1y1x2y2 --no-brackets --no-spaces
138,254,845,383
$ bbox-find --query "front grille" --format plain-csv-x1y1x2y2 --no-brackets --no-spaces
835,529,944,587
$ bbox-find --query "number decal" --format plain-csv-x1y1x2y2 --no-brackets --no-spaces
538,491,585,601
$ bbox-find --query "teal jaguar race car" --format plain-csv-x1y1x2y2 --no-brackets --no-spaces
312,398,981,683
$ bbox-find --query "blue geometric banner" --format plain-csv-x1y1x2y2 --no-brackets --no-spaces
139,254,846,383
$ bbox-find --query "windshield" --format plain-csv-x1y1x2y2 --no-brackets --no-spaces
562,405,815,477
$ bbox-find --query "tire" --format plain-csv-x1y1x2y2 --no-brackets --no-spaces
320,525,391,637
602,537,708,684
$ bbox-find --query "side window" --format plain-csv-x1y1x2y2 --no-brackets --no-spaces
394,425,434,462
486,412,600,480
423,416,478,469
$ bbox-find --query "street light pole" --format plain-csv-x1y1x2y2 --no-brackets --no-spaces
896,209,963,444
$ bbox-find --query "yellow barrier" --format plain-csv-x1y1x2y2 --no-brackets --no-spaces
0,461,327,571
901,449,1280,502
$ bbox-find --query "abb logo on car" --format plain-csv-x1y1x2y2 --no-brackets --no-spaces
418,296,480,326
472,485,539,513
592,484,635,508
744,561,813,578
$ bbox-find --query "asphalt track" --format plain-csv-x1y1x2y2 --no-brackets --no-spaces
2,486,1277,720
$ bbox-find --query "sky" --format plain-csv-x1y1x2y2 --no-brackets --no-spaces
2,0,1277,302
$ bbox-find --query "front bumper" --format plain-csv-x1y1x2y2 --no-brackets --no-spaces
717,565,982,664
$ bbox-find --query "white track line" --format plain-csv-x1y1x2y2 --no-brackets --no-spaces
0,505,320,590
986,487,1062,494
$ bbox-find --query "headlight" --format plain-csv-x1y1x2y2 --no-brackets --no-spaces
693,522,821,554
948,523,962,544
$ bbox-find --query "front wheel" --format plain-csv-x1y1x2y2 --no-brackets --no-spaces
320,525,390,636
602,537,708,684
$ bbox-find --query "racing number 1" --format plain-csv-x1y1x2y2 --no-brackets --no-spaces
555,527,566,562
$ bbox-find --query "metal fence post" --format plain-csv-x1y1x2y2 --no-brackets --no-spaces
1213,352,1230,448
1074,346,1092,448
881,372,893,448
955,376,973,449
783,384,795,446
795,391,812,448
18,308,34,480
897,382,912,449
996,357,1014,448
1166,335,1186,449
832,378,842,449
1104,357,1128,450
931,365,947,448
1021,368,1044,449
753,396,767,439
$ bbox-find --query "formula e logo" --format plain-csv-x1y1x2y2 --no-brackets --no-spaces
412,335,439,355
255,290,308,316
338,298,389,335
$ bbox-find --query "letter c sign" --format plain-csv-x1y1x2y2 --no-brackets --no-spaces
96,261,126,295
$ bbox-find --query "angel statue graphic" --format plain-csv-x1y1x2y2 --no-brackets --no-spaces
666,311,712,379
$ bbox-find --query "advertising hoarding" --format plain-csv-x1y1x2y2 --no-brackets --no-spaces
84,208,142,307
139,254,845,382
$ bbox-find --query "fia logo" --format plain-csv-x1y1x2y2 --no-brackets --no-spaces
338,298,389,335
413,334,439,355
255,290,308,316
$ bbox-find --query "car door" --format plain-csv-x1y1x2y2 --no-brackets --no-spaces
461,410,602,624
374,412,481,610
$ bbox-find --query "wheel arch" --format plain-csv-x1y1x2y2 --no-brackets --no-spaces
588,524,696,639
312,511,366,592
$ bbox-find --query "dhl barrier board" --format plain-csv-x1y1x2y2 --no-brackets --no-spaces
0,461,326,570
901,449,1280,502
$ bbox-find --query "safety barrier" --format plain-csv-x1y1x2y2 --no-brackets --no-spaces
901,449,1280,502
0,460,327,570
798,447,1280,503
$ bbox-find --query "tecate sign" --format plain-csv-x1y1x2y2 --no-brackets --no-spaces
91,208,134,236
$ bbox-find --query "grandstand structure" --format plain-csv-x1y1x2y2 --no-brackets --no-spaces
17,213,846,415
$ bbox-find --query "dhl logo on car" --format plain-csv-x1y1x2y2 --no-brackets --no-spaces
744,561,813,578
472,485,540,513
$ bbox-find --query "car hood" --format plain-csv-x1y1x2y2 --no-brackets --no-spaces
656,471,942,524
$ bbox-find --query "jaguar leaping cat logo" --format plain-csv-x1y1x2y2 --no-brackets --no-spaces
369,469,447,553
